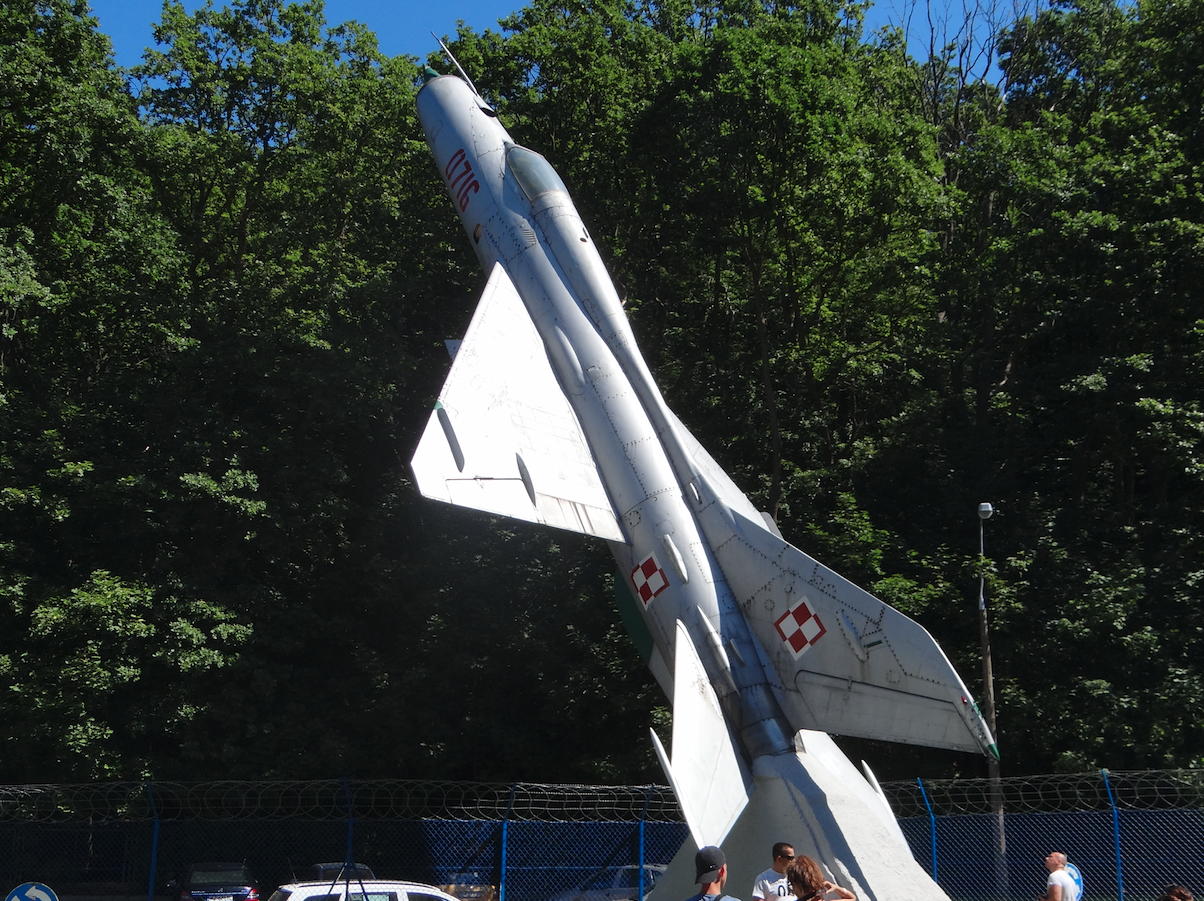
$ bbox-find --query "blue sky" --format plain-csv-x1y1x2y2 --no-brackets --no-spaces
88,0,526,68
88,0,921,70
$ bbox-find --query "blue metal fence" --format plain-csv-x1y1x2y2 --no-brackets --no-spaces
894,770,1204,901
0,818,690,901
3,774,1203,901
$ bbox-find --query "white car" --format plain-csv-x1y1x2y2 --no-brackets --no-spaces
269,881,457,901
549,865,667,901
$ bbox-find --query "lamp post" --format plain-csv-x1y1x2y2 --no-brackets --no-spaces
978,502,998,751
978,502,1005,860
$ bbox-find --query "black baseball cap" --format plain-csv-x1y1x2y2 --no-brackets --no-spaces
695,846,726,883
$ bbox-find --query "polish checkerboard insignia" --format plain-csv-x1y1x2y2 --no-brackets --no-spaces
631,553,669,605
775,597,826,657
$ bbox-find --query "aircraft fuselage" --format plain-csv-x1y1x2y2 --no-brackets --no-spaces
416,73,796,764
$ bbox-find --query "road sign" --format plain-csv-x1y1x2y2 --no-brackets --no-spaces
1066,863,1084,899
6,884,59,901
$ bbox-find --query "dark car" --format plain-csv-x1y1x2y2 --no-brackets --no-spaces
548,865,666,901
305,864,377,883
173,863,260,901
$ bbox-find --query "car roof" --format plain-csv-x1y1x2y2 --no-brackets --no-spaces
277,882,454,897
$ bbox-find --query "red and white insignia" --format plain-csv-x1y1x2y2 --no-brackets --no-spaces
631,553,670,606
775,598,826,657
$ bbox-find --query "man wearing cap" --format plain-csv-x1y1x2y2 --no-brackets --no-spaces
684,846,742,901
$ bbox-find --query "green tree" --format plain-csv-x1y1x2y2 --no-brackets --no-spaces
0,0,244,777
868,0,1204,771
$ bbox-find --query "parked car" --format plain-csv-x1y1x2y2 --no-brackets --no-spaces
268,880,457,901
304,865,377,883
171,863,260,901
437,876,494,901
548,866,667,901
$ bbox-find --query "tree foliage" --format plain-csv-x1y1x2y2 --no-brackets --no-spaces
1,0,1202,782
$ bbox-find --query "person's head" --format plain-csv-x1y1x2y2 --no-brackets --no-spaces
785,855,826,900
695,846,727,888
1156,886,1194,901
1044,852,1067,873
771,843,795,874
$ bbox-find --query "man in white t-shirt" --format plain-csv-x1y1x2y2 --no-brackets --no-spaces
1040,851,1081,901
752,843,796,901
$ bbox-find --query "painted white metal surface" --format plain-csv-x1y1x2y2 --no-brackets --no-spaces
650,620,752,848
411,263,625,541
648,737,950,901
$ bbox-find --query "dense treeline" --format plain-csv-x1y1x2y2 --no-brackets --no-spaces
1,0,1201,784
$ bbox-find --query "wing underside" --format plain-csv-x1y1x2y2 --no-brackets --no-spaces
410,263,625,542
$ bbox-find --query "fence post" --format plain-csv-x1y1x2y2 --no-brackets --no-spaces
917,777,938,883
638,786,652,901
1101,769,1124,901
340,779,356,868
499,784,516,901
146,782,160,901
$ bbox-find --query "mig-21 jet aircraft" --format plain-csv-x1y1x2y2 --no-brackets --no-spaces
410,59,995,901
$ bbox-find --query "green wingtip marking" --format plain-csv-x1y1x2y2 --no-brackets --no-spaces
434,401,444,410
612,573,654,664
988,742,1000,761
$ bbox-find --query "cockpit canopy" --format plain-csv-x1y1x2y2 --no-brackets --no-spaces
507,145,568,201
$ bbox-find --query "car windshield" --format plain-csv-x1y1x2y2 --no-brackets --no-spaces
507,146,568,201
616,871,641,890
192,869,251,885
316,866,374,880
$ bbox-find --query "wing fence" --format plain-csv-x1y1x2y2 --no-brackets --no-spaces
1,771,1200,901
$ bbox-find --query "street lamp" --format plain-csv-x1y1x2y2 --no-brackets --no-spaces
977,502,998,746
978,502,1005,860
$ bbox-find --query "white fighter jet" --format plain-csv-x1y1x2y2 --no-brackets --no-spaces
410,62,996,901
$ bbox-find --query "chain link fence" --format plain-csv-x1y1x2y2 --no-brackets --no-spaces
0,782,687,901
884,769,1204,901
2,772,1201,901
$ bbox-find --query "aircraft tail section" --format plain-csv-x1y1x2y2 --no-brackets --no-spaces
693,497,995,757
651,619,753,849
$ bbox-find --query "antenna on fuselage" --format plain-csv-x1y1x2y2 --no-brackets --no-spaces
432,32,485,99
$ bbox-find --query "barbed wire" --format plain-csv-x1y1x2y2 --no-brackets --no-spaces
879,769,1204,818
0,780,683,823
3,770,1202,823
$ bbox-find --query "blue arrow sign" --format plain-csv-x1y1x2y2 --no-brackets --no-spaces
6,884,59,901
